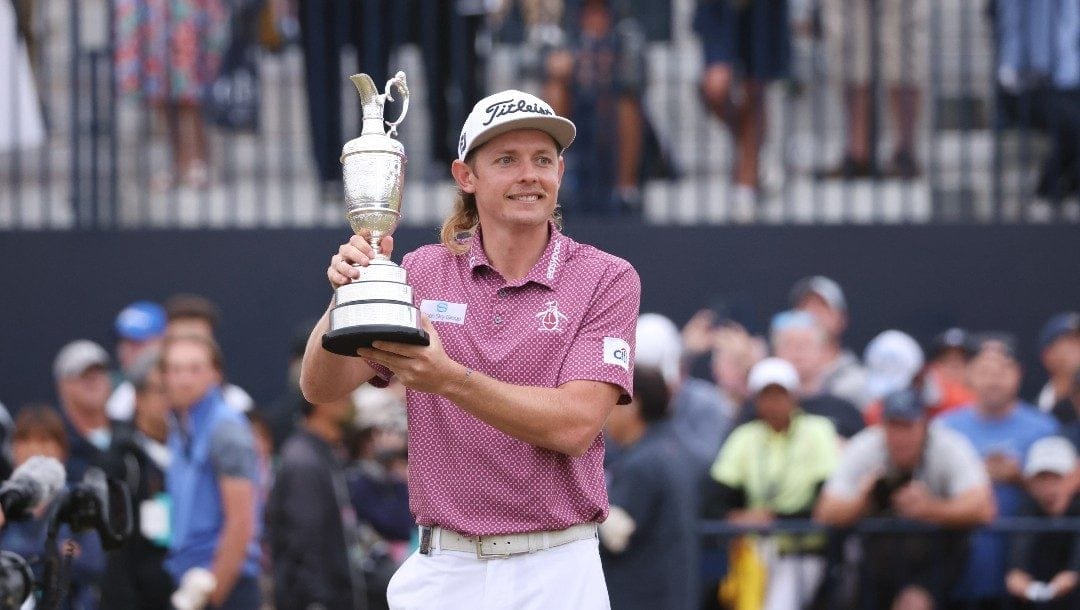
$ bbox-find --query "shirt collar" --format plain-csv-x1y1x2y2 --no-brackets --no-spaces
174,386,224,438
465,221,568,289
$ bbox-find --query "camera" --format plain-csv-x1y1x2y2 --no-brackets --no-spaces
0,467,132,610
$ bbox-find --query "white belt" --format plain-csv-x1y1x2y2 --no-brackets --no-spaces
421,523,598,559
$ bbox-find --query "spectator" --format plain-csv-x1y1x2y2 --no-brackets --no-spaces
633,313,732,473
601,366,697,610
0,399,14,480
704,357,840,610
692,0,790,218
766,310,865,439
790,275,868,409
53,340,114,482
939,334,1059,607
816,0,929,179
1,405,107,610
161,333,262,609
545,0,648,214
164,293,253,412
1036,312,1080,412
266,394,366,610
261,321,313,452
346,421,411,610
1006,436,1080,609
815,388,995,609
922,327,978,417
1054,369,1080,449
106,300,168,422
114,0,228,188
994,0,1080,203
101,348,174,610
710,322,767,417
862,329,957,426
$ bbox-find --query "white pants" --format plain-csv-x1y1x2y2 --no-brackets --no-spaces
763,555,826,610
387,536,610,610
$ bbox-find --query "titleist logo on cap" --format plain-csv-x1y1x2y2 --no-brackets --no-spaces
481,98,554,126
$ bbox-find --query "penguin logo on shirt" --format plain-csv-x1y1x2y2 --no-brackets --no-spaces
536,301,568,332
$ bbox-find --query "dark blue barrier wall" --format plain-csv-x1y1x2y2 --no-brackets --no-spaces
2,223,1078,410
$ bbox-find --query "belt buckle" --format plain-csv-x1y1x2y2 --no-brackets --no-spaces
475,536,508,560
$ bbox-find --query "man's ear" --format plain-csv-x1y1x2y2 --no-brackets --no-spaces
451,159,476,194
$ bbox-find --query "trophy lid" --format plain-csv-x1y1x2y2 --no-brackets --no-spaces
341,72,409,161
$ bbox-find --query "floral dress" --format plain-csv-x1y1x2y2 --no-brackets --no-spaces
115,0,230,103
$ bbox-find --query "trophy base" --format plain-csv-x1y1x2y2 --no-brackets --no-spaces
322,325,430,356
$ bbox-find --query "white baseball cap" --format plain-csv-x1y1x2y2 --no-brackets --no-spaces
53,339,110,380
635,313,682,387
747,357,800,396
1024,436,1078,477
863,330,925,401
457,90,576,161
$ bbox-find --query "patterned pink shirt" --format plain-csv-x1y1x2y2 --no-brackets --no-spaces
368,224,640,536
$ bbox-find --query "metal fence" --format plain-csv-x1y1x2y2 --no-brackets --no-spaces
2,0,1078,230
699,516,1080,610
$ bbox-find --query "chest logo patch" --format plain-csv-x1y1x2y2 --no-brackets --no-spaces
420,300,467,325
535,300,569,332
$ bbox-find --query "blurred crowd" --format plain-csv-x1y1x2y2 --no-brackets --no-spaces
603,278,1080,610
0,280,1076,609
5,0,1078,214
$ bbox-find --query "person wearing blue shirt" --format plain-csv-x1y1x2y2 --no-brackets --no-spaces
161,333,262,610
940,335,1059,608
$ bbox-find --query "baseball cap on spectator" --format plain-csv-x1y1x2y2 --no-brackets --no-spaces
789,275,847,312
1024,436,1078,477
929,327,973,360
747,358,799,396
457,90,576,161
864,330,925,401
881,388,927,422
115,301,166,341
1038,312,1080,353
970,332,1019,361
53,340,110,380
635,313,682,387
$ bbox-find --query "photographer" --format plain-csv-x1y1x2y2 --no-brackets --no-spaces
0,405,106,610
814,388,995,609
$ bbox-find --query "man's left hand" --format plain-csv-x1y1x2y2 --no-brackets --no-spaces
358,316,462,395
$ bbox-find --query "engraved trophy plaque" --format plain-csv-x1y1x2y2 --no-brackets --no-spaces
322,71,430,356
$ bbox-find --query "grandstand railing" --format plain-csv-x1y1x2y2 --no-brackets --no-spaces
2,0,1077,230
699,517,1080,610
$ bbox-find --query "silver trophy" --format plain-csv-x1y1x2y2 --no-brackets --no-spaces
322,71,430,356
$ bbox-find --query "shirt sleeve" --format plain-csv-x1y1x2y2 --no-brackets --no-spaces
809,418,841,483
209,420,258,481
709,426,749,489
556,260,640,404
940,428,990,496
824,429,881,499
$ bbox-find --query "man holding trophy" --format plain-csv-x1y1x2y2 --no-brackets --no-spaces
300,72,640,608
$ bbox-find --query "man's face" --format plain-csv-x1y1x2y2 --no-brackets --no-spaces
117,336,163,369
1028,471,1071,516
884,418,927,472
454,129,564,232
755,385,796,429
796,294,845,342
772,327,824,390
968,348,1022,413
1043,333,1080,376
161,340,221,411
58,365,111,417
931,348,969,384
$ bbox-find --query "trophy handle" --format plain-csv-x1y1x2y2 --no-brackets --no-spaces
383,72,409,138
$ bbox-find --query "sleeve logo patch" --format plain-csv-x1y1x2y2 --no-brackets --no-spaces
603,337,631,371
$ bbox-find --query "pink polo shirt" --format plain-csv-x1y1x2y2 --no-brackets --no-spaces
368,224,640,536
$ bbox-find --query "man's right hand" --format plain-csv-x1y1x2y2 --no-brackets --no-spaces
328,234,395,290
